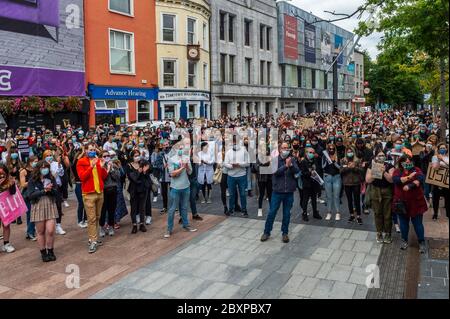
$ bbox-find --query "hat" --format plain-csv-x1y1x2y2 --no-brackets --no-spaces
108,150,116,156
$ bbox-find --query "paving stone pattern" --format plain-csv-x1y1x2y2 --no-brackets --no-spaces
93,219,382,299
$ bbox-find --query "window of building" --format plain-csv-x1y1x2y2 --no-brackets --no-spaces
260,60,265,85
219,12,226,41
266,27,271,51
203,23,208,49
220,54,226,83
188,103,199,119
187,18,196,45
281,65,286,87
109,29,134,73
245,58,252,84
109,0,133,15
137,100,151,122
259,24,265,49
228,15,235,43
297,66,302,88
188,61,197,87
305,68,312,89
324,72,328,90
312,69,316,89
317,70,324,89
229,55,235,83
244,19,252,46
162,14,176,42
267,62,271,85
164,104,176,119
203,63,208,89
163,60,176,87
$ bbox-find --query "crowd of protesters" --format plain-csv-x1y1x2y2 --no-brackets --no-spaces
0,109,448,261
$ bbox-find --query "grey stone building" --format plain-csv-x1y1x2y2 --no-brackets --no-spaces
277,1,355,114
210,0,280,119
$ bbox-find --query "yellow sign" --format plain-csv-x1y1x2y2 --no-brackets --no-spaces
115,117,121,125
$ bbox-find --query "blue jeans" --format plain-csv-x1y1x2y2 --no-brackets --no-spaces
167,187,190,232
75,182,86,223
323,174,342,214
264,192,294,236
190,180,199,216
228,175,247,212
398,214,425,242
424,183,431,200
25,199,35,236
246,167,253,191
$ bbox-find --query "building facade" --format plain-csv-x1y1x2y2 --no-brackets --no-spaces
277,1,355,114
210,0,280,119
352,49,365,112
84,0,159,127
156,0,211,121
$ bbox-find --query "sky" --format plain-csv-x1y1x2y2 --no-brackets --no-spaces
289,0,382,59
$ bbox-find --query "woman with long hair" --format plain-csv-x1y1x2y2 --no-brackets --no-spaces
5,145,23,224
322,143,343,221
392,155,428,253
72,147,87,228
19,156,39,240
197,142,214,204
431,143,449,219
27,161,59,262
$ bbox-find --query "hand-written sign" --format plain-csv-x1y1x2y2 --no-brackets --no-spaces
426,166,449,189
371,161,385,180
0,186,27,226
297,118,315,129
411,142,424,156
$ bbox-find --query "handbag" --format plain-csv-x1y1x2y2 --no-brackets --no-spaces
393,198,407,215
149,174,160,193
213,167,223,184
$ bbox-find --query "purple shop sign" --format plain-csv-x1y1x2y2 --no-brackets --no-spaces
0,0,59,27
0,65,85,97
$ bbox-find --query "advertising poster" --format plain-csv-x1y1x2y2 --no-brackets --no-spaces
284,14,298,60
0,0,85,96
321,30,332,66
334,34,344,68
304,24,316,63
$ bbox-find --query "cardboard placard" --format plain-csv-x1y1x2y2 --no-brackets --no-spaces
411,142,424,156
371,161,385,180
426,166,449,189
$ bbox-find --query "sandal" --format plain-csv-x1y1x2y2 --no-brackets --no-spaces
114,223,121,230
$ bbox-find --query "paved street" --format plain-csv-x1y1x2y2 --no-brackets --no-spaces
0,184,447,299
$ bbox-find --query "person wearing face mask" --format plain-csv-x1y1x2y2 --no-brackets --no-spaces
322,144,342,221
366,151,395,244
76,143,108,253
5,146,23,225
197,142,214,204
254,140,273,217
310,136,325,204
155,141,171,214
392,155,428,253
299,148,323,221
103,132,118,152
138,139,150,160
72,148,87,228
431,143,449,220
20,156,39,241
224,137,250,217
260,142,299,243
340,147,364,224
98,151,121,237
0,166,17,253
27,161,59,262
165,144,197,238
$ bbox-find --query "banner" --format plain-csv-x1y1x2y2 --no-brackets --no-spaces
321,31,332,66
426,166,449,189
0,0,85,96
304,24,316,63
334,35,344,68
371,161,385,179
0,186,27,226
284,14,298,60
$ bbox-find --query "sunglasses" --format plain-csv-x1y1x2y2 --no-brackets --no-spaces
103,155,111,158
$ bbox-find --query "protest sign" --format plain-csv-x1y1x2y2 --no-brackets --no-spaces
371,161,385,180
426,166,449,189
0,186,27,226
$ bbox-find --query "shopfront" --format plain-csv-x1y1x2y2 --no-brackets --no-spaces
158,90,211,121
88,84,158,126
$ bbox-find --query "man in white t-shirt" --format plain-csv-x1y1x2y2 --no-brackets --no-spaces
103,132,118,152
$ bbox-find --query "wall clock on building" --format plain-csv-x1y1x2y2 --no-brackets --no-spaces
187,45,200,61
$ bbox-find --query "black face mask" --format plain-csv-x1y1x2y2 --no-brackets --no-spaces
293,144,300,150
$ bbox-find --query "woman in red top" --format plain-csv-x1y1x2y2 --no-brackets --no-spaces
392,155,428,253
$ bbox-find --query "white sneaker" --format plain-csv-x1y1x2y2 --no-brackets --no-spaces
153,196,158,203
82,221,88,228
1,243,15,253
136,216,141,224
56,224,66,235
99,227,106,238
108,228,115,236
164,231,171,238
145,216,152,225
258,208,263,217
318,199,326,204
226,190,230,197
325,213,332,221
395,224,401,233
335,213,341,221
63,201,70,208
78,222,87,228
